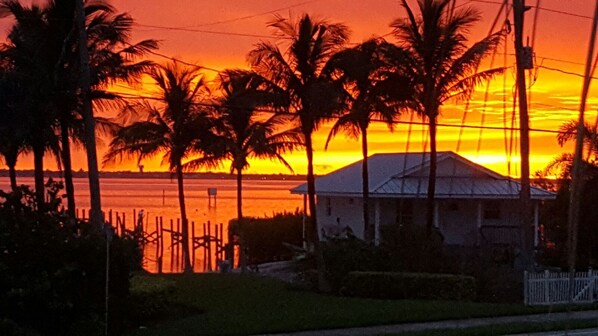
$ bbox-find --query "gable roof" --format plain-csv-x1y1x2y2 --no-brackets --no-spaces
290,151,556,200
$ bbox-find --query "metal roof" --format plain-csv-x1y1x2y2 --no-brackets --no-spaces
290,152,556,200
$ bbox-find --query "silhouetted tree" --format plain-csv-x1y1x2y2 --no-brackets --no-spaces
390,0,504,236
104,62,219,273
204,69,301,270
323,38,413,241
248,13,349,291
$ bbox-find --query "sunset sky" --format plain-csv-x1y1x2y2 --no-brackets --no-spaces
2,0,597,177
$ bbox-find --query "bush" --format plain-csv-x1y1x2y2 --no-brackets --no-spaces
229,210,304,264
379,224,446,273
0,185,140,335
341,271,477,301
321,237,388,291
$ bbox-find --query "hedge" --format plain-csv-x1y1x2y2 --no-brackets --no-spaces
341,271,476,301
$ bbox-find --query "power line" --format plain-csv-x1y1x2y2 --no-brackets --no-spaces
171,0,319,29
134,24,278,40
470,0,591,19
104,90,575,135
538,65,598,80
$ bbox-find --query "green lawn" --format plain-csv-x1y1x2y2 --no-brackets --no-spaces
128,273,590,336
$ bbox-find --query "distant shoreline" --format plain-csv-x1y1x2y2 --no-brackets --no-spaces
0,170,308,181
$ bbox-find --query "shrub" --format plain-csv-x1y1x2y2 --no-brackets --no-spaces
229,210,304,264
379,224,446,273
321,237,388,291
0,185,140,335
341,271,477,301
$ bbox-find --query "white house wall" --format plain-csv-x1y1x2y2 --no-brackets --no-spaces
437,200,479,245
316,196,365,239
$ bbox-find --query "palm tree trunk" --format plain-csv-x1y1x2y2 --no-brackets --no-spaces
6,150,18,190
76,0,102,228
306,133,331,292
426,116,437,238
33,145,45,210
176,161,193,273
305,133,318,247
237,168,247,272
8,163,17,191
361,128,371,242
60,120,76,217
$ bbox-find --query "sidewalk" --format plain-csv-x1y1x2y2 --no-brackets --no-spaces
259,310,598,336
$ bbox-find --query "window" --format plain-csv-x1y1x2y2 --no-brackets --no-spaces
326,197,332,216
396,199,413,227
483,201,501,220
448,202,459,211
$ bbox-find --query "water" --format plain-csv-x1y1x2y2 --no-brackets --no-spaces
0,176,304,272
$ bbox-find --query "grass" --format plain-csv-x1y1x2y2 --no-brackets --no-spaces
127,273,595,336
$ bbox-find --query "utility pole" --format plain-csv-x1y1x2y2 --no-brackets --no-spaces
567,0,598,303
75,0,103,228
513,0,533,268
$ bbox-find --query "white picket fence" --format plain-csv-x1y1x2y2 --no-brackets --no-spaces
524,269,598,305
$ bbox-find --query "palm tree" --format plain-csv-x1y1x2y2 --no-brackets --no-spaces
390,0,504,236
0,0,156,216
557,120,598,160
541,120,598,178
0,66,28,190
104,62,219,273
200,69,301,270
248,14,348,290
323,38,413,241
0,1,63,205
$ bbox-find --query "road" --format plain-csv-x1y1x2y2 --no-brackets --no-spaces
507,328,598,335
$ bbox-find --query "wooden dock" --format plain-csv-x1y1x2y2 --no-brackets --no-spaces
76,208,232,273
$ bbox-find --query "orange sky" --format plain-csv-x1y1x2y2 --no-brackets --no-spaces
3,0,597,177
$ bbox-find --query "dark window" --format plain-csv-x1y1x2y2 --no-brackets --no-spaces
326,198,332,216
483,201,501,220
396,199,413,226
448,202,459,211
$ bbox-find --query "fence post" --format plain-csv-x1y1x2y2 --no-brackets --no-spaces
523,270,528,305
590,267,594,302
544,270,550,304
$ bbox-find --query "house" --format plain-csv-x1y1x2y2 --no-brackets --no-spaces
290,152,556,247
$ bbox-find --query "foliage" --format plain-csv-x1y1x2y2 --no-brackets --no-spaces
0,185,140,335
209,69,303,269
323,38,414,241
317,225,448,293
0,0,156,211
537,119,598,268
539,166,598,268
229,210,304,265
320,237,389,290
341,271,476,301
105,61,221,273
379,223,445,272
389,0,505,236
248,15,350,290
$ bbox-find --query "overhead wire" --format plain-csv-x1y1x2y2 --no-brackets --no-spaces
103,89,576,135
134,24,278,40
179,0,319,28
470,0,591,20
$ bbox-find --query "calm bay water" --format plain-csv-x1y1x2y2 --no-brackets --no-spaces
0,176,304,222
0,176,304,272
